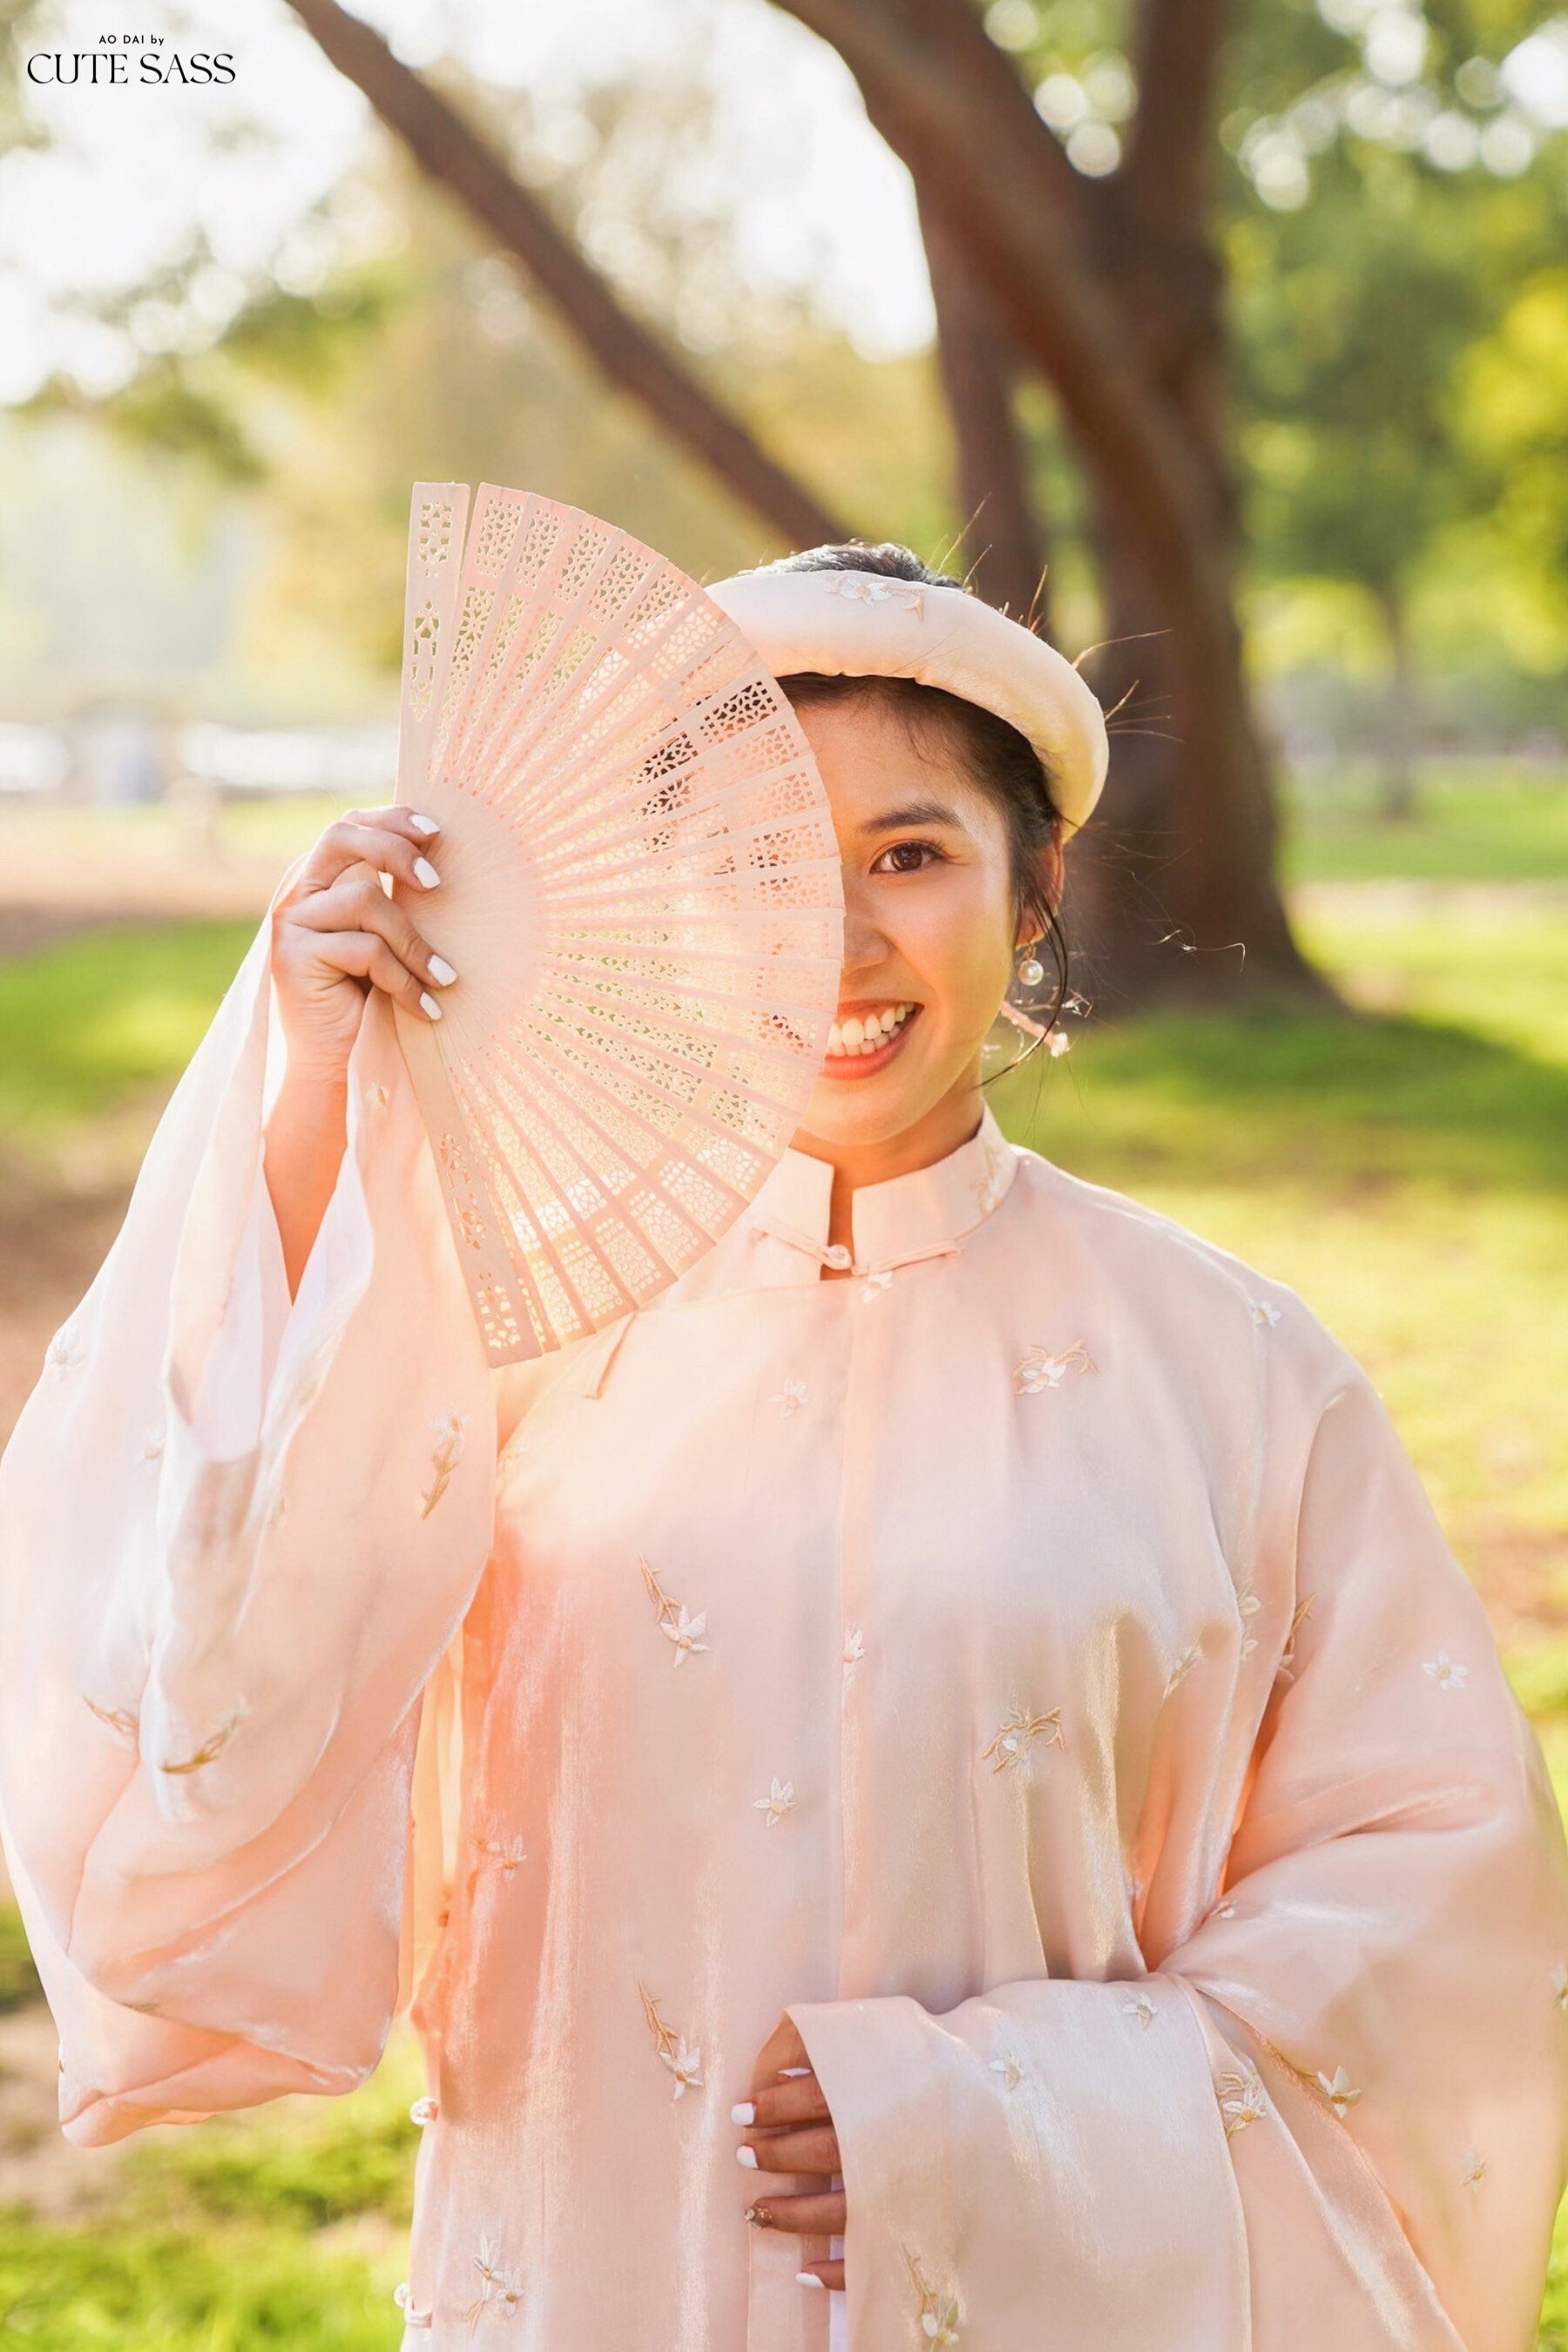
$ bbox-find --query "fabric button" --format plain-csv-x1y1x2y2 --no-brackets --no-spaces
822,1244,852,1270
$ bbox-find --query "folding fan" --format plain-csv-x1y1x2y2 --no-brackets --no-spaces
385,483,846,1369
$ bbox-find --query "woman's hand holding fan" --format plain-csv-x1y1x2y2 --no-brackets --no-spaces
377,483,845,1368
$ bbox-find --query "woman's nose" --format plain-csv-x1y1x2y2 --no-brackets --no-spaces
837,877,890,970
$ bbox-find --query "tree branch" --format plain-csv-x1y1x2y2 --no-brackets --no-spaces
282,0,848,551
1121,0,1234,235
919,194,1049,627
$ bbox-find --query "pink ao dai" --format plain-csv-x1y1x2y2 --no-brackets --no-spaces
1,869,1566,2351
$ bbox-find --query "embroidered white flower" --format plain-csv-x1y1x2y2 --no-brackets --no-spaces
1316,2065,1362,2119
982,1704,1064,1772
421,1411,469,1517
768,1378,808,1417
641,1557,710,1665
640,1983,703,2098
663,1605,709,1665
904,2250,961,2346
409,2096,439,2126
1121,1991,1158,2031
1251,1300,1281,1328
754,1776,796,1827
1164,1639,1202,1696
1217,2065,1268,2136
45,1325,84,1374
473,1828,529,1877
1235,1575,1261,1659
1210,1898,1238,1920
1460,2146,1486,2192
1012,1338,1098,1394
1275,1592,1316,1685
1423,1650,1470,1690
824,571,924,613
1552,1963,1568,2011
861,1269,895,1303
990,2052,1027,2090
662,2037,704,2097
1046,1029,1071,1058
842,1627,866,1671
464,2229,524,2324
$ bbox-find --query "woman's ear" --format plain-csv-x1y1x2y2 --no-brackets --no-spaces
1016,829,1065,947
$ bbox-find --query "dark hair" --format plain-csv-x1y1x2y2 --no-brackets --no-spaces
747,540,1071,1069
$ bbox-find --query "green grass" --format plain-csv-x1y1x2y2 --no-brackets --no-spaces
0,1900,42,2011
0,921,253,1150
1284,765,1568,884
0,2031,422,2347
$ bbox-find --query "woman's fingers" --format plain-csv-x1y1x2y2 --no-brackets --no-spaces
287,866,456,1001
301,929,448,1022
795,2261,847,2292
733,2075,832,2131
744,2186,846,2237
294,814,443,900
737,2121,841,2176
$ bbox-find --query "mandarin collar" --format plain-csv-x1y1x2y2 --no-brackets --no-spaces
743,1098,1020,1274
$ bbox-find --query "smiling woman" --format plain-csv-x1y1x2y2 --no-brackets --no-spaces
0,524,1565,2352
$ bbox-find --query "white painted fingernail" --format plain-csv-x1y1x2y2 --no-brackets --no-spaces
796,2272,826,2289
735,2145,758,2169
731,2102,755,2126
428,955,457,986
414,856,441,889
409,814,441,835
419,990,443,1022
778,2065,813,2078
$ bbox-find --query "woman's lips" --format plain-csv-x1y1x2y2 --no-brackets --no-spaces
818,1004,922,1080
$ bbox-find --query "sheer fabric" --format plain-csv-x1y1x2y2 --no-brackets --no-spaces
1,873,1565,2349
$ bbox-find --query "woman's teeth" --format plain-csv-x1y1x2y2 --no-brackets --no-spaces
826,1004,916,1058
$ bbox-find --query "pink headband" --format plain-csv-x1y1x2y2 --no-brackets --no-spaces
706,566,1109,828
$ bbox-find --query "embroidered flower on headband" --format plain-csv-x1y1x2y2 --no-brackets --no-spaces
822,572,926,615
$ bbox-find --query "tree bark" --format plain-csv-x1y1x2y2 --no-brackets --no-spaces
776,0,1322,1000
920,198,1049,629
282,0,848,553
1375,579,1420,821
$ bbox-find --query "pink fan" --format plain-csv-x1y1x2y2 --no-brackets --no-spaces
387,483,845,1368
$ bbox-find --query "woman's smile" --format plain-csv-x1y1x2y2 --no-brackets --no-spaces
820,1000,922,1079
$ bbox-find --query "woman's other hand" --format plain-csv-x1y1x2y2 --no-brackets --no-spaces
736,2013,846,2291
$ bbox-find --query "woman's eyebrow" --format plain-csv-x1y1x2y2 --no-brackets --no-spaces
857,799,967,835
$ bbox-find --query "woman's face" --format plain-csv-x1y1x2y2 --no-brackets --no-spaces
790,689,1054,1152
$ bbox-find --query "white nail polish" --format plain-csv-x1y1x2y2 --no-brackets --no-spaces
409,814,441,835
731,2102,755,2126
735,2145,758,2169
414,856,441,889
419,990,443,1022
796,2272,826,2289
778,2065,813,2078
428,955,457,986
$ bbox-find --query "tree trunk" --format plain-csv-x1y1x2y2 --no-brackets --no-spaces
920,199,1050,630
776,0,1324,1004
1375,579,1420,821
282,0,848,553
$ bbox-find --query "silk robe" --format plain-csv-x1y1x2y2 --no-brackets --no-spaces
1,863,1565,2352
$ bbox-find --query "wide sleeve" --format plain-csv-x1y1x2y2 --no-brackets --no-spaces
789,1353,1568,2350
0,857,497,2146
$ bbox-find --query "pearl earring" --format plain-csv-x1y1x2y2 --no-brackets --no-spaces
1017,940,1045,988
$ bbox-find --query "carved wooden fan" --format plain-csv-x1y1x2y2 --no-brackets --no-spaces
387,483,845,1367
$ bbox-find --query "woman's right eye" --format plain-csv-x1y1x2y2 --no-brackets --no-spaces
870,840,943,875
